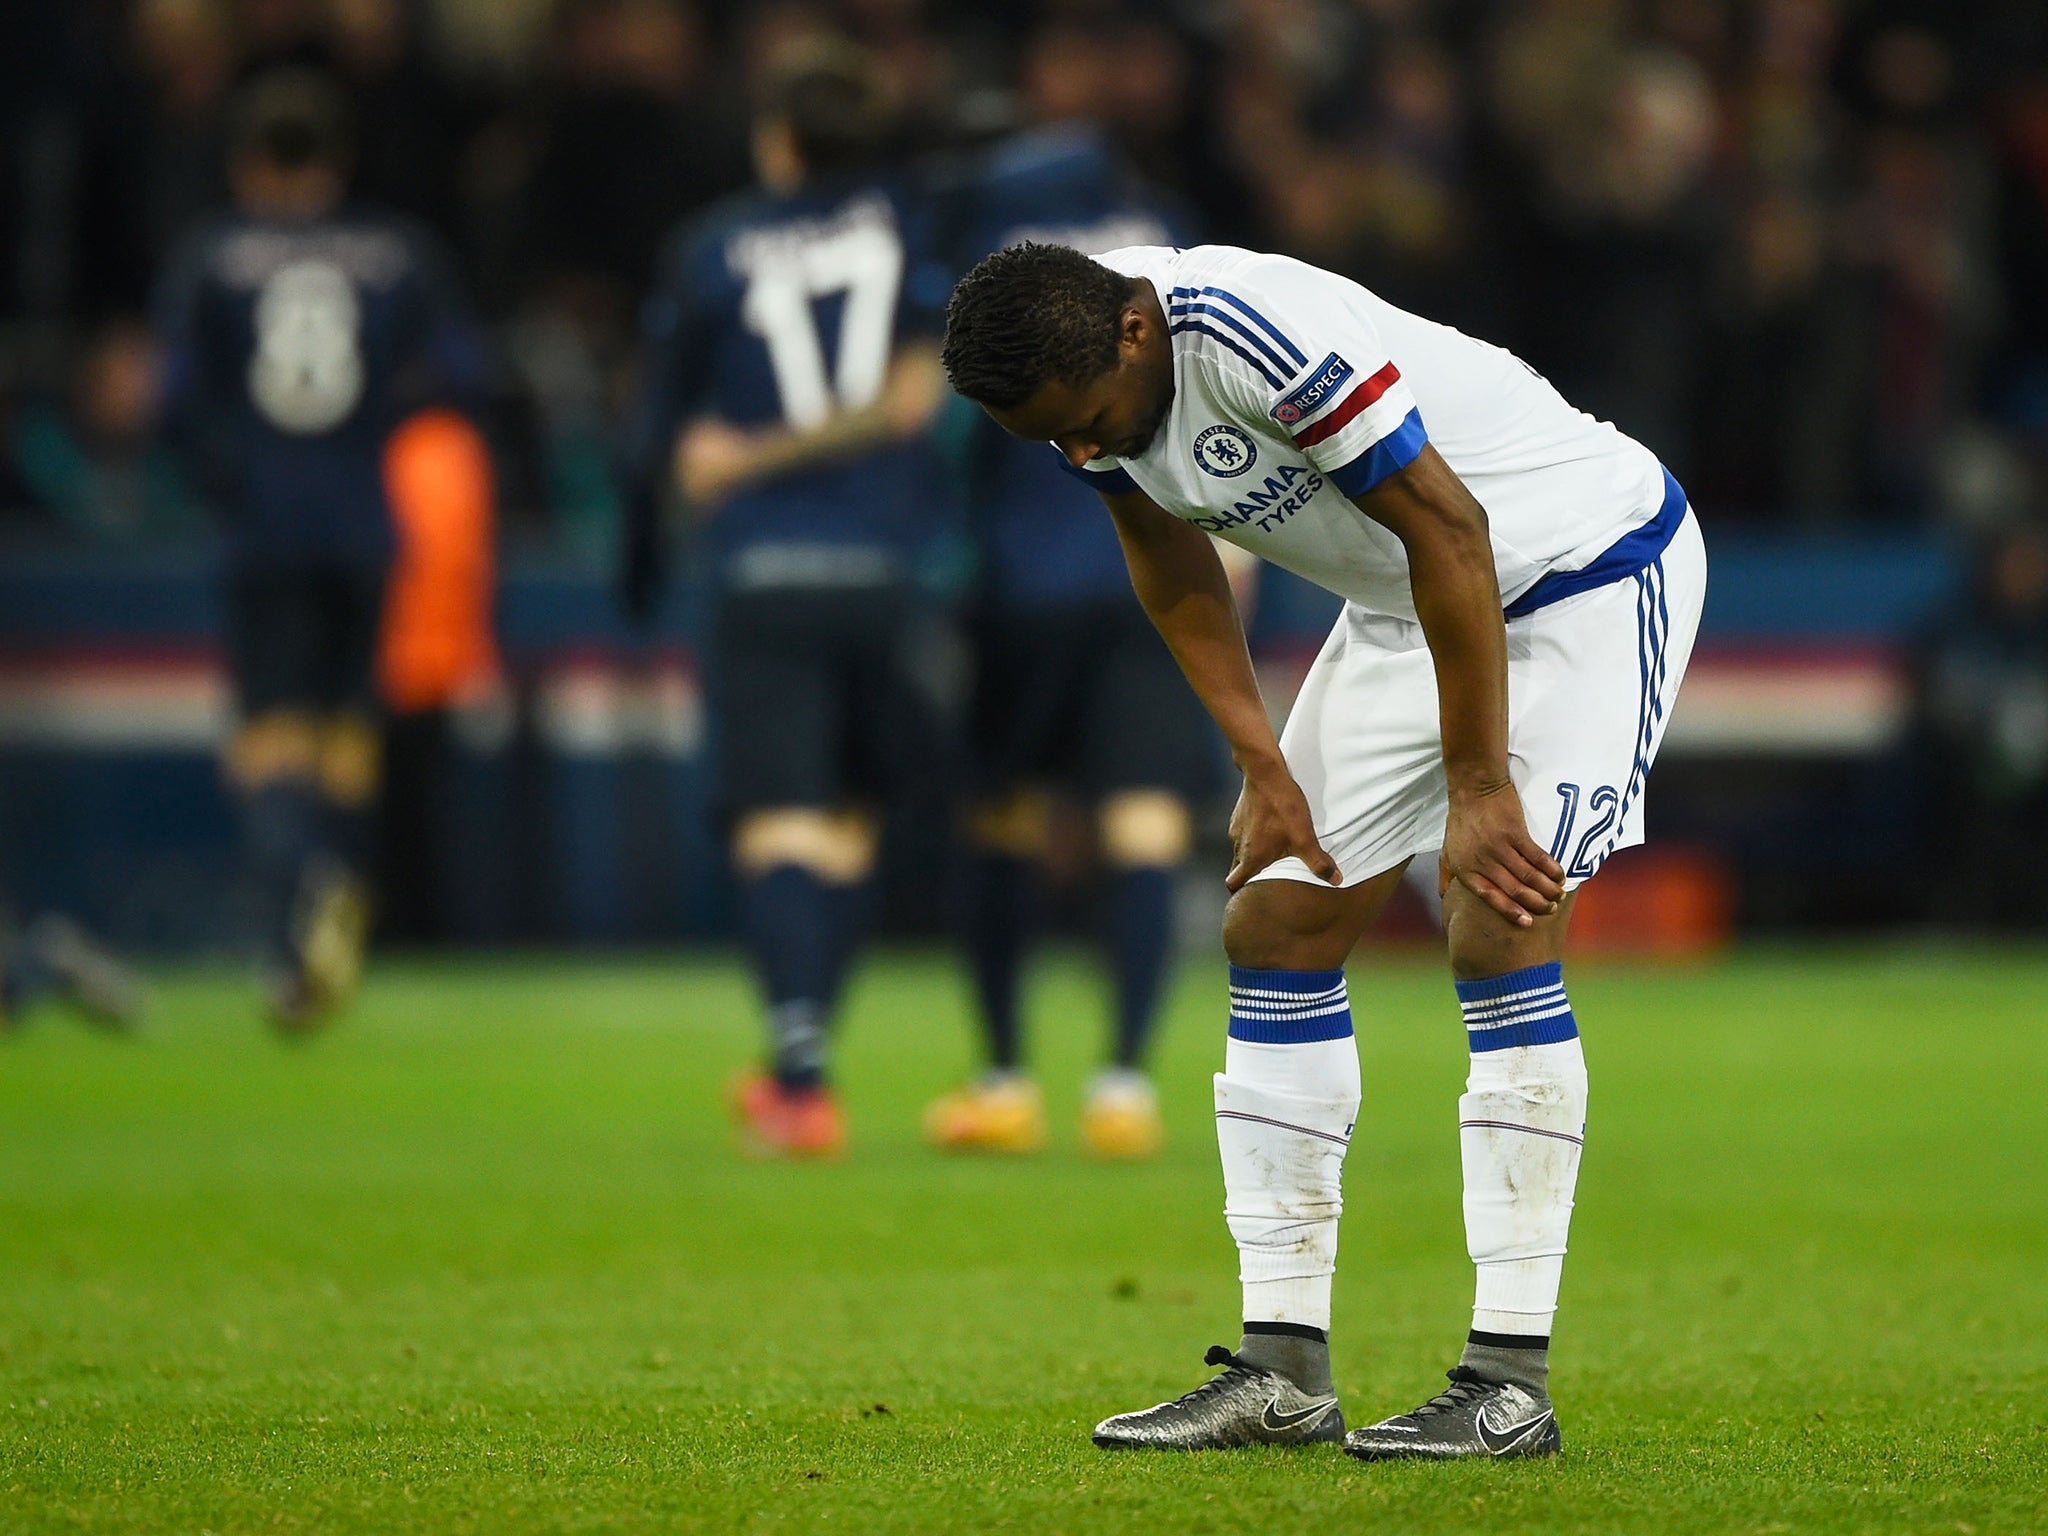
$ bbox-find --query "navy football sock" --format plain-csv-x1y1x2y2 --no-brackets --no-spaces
740,864,843,1089
0,937,50,1017
967,852,1034,1073
818,876,874,1016
1107,865,1174,1069
321,797,375,886
243,778,323,967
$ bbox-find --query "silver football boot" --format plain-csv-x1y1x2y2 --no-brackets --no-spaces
1092,1345,1345,1450
1343,1366,1561,1461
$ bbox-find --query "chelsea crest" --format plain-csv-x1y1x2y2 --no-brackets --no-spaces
1193,424,1257,478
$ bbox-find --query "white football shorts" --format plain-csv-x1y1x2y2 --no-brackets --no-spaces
1252,509,1706,892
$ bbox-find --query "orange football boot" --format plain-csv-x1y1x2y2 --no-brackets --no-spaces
731,1071,847,1158
923,1074,1047,1153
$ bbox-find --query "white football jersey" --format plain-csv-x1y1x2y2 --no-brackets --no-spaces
1070,245,1673,621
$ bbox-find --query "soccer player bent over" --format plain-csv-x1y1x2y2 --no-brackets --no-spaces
941,242,1705,1459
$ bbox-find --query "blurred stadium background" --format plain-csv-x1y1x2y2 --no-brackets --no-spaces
1,0,2045,954
5,4,2048,1530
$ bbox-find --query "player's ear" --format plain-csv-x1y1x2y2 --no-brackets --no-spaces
1119,302,1149,356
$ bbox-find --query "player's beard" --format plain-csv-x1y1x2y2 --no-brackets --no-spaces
1122,387,1171,460
1114,367,1175,459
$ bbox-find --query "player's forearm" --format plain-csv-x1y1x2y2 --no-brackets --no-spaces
1355,451,1512,793
1109,498,1283,775
706,348,945,493
1404,523,1512,793
738,399,896,478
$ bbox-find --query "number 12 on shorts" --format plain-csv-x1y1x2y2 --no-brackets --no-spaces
1548,782,1619,881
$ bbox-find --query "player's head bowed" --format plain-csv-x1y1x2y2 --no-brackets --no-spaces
942,243,1135,410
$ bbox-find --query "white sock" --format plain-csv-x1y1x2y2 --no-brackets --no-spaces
1454,962,1588,1337
1216,965,1361,1333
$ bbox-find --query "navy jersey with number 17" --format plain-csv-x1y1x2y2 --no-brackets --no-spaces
630,174,955,587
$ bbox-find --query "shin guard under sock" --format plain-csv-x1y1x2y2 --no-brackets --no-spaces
1215,965,1361,1333
1455,962,1588,1341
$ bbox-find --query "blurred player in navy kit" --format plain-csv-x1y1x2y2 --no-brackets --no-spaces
0,911,140,1036
157,70,485,1032
624,40,952,1156
921,128,1218,1159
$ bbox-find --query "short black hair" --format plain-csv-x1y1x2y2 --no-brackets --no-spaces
231,67,353,172
942,242,1135,410
756,39,896,177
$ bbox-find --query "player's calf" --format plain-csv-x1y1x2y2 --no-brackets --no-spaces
732,807,877,1094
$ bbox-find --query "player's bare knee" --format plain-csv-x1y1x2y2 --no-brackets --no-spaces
969,791,1050,858
1222,881,1354,971
317,715,382,807
224,713,321,790
733,808,878,884
1445,884,1577,981
1098,789,1191,868
1224,861,1411,970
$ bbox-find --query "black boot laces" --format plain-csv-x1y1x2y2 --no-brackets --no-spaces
1166,1345,1266,1408
1409,1365,1491,1420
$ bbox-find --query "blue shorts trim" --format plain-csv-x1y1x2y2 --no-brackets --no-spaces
1505,467,1686,618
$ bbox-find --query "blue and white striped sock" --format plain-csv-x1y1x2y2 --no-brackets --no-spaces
1216,965,1362,1332
1454,961,1588,1338
1456,961,1579,1052
1224,965,1361,1098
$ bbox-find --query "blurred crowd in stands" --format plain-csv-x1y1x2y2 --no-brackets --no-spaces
3,0,2048,551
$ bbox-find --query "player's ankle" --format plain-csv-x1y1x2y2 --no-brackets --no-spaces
1236,1321,1334,1396
1459,1329,1550,1401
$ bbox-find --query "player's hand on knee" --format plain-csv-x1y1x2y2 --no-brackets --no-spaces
1441,782,1564,927
1226,768,1343,891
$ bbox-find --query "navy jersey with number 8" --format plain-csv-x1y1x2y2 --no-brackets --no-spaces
155,205,483,573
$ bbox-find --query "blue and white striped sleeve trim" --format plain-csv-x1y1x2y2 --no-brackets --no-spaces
1053,451,1139,496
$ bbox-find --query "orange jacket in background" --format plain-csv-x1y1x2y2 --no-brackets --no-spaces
379,409,502,714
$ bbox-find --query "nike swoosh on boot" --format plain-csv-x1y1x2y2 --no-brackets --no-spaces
1260,1394,1340,1435
1475,1403,1555,1456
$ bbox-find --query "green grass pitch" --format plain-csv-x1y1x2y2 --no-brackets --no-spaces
3,947,2045,1533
